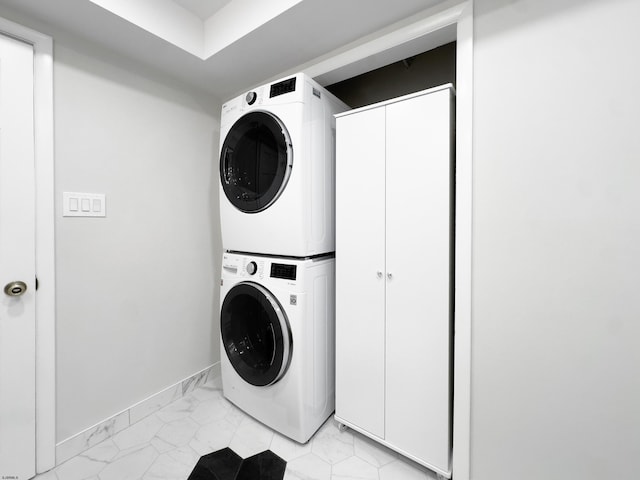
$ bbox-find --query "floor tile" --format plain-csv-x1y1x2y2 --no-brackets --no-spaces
34,377,443,480
378,457,438,480
189,418,238,456
52,439,119,480
311,419,355,465
99,445,158,480
143,445,200,480
190,395,233,425
49,454,106,480
206,375,223,391
228,415,275,458
151,436,177,454
112,414,165,451
270,432,313,461
155,417,200,449
82,439,120,463
191,384,223,403
353,435,397,468
223,403,247,428
331,456,379,480
284,453,331,480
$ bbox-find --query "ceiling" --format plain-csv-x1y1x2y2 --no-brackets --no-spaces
172,0,232,20
0,0,450,100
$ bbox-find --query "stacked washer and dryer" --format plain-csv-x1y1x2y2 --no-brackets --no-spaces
218,73,348,443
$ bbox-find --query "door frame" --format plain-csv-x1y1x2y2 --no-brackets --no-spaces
0,16,55,474
289,1,474,478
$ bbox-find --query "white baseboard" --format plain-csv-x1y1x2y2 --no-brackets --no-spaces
55,362,221,465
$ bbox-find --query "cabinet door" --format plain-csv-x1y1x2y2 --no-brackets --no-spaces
335,106,386,439
385,89,453,471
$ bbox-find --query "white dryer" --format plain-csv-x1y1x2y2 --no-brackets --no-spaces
219,252,335,443
219,73,349,257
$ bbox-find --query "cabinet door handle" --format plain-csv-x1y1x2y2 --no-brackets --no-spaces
387,272,393,280
377,271,383,279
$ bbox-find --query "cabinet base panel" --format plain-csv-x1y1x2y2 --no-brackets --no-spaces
333,414,452,479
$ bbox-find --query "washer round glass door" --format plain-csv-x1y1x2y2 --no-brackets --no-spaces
220,282,292,386
220,111,293,213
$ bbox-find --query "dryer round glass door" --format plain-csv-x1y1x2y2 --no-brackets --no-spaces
220,111,293,213
220,282,292,386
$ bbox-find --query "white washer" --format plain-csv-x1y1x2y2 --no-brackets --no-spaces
219,252,335,443
219,73,349,257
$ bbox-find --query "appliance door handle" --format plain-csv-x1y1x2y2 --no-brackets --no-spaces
221,146,233,184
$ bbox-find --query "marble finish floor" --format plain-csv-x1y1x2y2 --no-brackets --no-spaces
34,377,437,480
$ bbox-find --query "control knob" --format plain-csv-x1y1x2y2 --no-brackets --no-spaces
246,91,257,105
246,261,258,275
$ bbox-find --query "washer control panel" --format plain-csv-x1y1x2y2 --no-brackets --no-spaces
222,254,264,279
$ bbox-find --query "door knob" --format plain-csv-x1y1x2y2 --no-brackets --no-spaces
4,281,27,297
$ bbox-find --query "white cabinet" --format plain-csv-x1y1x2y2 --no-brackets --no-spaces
335,85,454,477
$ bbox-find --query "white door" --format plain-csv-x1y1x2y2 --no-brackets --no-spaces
0,32,36,480
385,89,453,472
335,105,387,439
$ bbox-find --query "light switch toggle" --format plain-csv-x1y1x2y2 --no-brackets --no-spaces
63,192,106,217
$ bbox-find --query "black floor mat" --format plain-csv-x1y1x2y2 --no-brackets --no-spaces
187,448,286,480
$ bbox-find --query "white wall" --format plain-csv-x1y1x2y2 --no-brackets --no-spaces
52,38,222,441
471,0,640,478
3,0,639,473
0,5,222,442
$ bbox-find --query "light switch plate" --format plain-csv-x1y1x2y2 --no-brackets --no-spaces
63,192,106,217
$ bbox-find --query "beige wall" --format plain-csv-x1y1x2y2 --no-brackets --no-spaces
471,0,640,478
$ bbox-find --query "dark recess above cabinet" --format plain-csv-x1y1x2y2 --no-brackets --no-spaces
326,42,456,109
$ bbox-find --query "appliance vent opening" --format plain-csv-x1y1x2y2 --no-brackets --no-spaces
271,263,297,280
270,77,297,98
